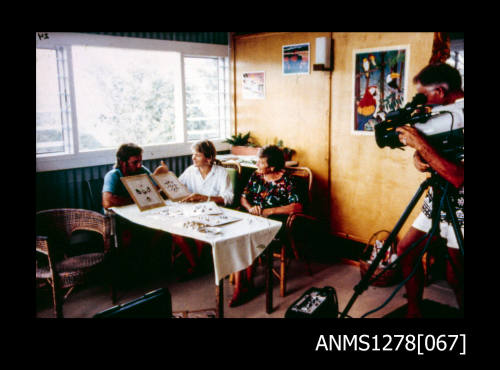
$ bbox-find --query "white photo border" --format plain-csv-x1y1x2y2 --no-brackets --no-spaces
282,43,310,75
351,45,410,136
120,174,165,211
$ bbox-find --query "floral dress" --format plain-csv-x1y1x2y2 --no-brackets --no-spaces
242,171,300,209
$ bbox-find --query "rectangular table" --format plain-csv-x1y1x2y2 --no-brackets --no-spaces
108,201,282,318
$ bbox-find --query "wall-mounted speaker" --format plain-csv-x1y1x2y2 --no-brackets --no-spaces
313,36,332,71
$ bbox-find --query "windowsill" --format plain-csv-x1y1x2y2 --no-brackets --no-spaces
36,140,231,172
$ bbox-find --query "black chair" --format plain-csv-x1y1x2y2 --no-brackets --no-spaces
84,178,105,213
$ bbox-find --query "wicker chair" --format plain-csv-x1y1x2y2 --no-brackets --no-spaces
272,166,315,297
36,208,117,318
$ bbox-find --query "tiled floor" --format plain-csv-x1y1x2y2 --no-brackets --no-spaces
35,257,460,319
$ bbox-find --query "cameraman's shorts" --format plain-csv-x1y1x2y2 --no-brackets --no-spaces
412,212,464,250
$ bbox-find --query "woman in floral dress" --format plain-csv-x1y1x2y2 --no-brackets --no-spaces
230,145,303,307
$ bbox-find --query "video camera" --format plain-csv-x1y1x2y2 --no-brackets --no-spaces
374,93,464,161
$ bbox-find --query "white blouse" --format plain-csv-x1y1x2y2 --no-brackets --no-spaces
178,164,234,206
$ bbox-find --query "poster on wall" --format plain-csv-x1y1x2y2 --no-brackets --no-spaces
242,71,265,99
352,46,409,134
283,43,310,75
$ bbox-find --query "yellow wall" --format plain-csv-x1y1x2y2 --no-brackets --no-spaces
232,32,435,244
233,32,332,220
330,32,434,243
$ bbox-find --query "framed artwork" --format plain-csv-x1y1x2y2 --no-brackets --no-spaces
120,174,165,211
283,43,310,75
153,171,192,201
242,71,265,99
352,45,409,134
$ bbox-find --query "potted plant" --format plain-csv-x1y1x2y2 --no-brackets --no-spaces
276,139,295,161
224,131,261,156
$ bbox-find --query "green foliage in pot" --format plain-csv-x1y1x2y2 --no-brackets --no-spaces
276,139,295,160
224,131,257,147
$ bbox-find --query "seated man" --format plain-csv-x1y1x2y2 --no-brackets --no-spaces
102,142,168,209
102,143,170,278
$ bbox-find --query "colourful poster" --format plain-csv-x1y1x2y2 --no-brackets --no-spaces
353,46,408,133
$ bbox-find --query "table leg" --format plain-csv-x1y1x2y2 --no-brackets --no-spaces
265,248,273,314
216,279,224,318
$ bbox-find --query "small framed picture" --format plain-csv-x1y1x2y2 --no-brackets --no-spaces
153,171,192,201
283,43,310,75
120,174,165,211
242,71,265,99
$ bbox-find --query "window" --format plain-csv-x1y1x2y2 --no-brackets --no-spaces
446,38,464,90
36,48,72,155
72,45,180,151
184,56,229,141
36,33,230,171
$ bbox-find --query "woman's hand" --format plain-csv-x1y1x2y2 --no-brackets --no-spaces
181,193,208,203
249,206,274,218
248,205,262,216
261,208,274,218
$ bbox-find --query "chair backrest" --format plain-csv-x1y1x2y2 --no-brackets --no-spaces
220,160,242,175
36,208,113,256
84,178,105,213
220,161,242,208
285,166,313,211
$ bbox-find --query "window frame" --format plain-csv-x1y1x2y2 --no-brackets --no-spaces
183,55,230,142
448,38,464,89
36,32,231,172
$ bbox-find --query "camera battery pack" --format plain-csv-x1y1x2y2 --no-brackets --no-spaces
285,286,338,318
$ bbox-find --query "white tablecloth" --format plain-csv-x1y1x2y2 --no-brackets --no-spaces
216,154,297,168
109,202,282,285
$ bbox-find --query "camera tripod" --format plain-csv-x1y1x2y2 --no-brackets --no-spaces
339,171,464,318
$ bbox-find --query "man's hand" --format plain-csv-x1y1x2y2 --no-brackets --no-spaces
102,191,134,209
395,125,426,150
413,151,430,172
153,160,169,176
396,125,464,188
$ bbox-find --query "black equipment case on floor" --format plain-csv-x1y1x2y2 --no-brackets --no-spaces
285,286,338,318
93,288,172,318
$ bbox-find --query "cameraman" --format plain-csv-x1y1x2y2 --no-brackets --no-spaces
395,63,464,318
